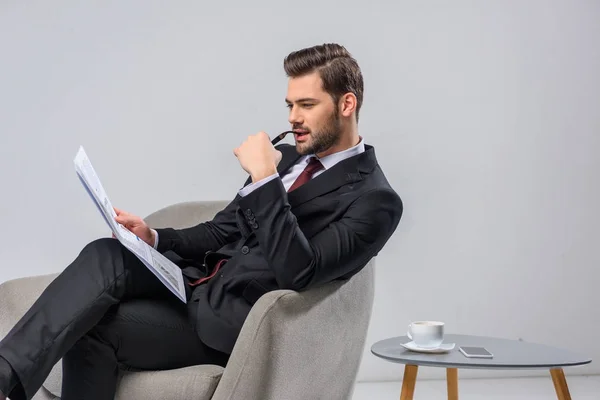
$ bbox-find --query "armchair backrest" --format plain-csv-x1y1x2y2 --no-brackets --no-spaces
144,200,230,229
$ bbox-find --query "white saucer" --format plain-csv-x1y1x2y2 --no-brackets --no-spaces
400,341,455,353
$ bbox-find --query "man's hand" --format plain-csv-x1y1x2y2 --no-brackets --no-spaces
113,207,155,247
234,132,283,183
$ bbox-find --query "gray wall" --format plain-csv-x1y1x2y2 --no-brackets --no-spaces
1,0,598,382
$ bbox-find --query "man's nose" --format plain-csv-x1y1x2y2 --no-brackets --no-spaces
288,107,302,125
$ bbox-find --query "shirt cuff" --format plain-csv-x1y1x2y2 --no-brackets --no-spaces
238,173,279,197
151,229,159,249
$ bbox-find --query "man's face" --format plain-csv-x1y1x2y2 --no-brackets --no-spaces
286,72,342,156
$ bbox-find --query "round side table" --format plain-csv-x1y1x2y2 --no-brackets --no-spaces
371,334,592,399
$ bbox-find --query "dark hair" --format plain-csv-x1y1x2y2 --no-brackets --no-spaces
284,43,364,121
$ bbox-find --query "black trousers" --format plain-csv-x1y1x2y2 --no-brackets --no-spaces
0,238,229,400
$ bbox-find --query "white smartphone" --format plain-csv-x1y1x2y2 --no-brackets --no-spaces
459,346,493,358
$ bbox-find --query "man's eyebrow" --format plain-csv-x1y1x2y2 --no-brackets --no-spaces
285,98,319,104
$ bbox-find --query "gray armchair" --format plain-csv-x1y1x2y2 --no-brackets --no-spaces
0,201,375,400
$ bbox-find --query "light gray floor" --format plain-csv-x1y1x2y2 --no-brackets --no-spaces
352,375,600,399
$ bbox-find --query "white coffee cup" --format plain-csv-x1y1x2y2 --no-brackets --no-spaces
407,321,444,348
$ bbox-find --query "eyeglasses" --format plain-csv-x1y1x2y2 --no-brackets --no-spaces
271,130,294,145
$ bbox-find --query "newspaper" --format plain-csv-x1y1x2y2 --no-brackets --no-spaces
73,146,187,303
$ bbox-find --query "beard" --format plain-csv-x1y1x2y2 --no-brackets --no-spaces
296,108,342,156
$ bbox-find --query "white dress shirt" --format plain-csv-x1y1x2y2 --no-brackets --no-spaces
152,137,365,249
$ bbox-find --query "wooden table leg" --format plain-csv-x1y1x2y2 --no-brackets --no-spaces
446,368,459,400
400,364,418,400
550,368,572,400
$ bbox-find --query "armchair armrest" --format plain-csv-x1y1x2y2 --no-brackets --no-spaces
211,260,374,400
0,273,60,338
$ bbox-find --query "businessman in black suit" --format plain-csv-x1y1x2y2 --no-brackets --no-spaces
0,43,402,400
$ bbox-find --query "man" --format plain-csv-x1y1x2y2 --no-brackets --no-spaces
0,43,402,400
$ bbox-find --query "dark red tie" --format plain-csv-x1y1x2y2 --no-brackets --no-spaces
189,259,227,286
288,157,324,192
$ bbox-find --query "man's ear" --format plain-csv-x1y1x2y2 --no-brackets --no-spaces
340,93,357,118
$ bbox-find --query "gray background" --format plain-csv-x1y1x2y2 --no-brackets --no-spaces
1,0,598,383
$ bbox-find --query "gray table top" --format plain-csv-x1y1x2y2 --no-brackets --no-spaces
371,334,592,370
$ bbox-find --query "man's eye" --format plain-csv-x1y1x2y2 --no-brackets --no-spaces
302,104,314,108
286,104,293,109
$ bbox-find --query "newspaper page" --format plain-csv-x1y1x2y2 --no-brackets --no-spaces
73,146,187,303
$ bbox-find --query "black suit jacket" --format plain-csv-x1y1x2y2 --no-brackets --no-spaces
154,143,403,354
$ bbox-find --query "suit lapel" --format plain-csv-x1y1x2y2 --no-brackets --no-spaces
287,145,378,207
276,145,302,176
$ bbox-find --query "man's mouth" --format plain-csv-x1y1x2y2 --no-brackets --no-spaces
293,130,309,142
293,129,309,137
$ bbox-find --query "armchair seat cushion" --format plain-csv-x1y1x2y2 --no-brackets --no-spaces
0,271,225,400
114,364,224,400
42,363,224,400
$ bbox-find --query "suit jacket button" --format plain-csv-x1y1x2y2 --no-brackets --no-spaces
241,246,250,254
251,222,259,229
245,209,253,216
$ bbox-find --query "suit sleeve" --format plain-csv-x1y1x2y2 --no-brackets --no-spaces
152,193,243,260
237,177,403,291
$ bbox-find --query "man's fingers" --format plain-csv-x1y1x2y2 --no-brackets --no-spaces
275,150,283,166
258,131,269,140
115,214,135,225
114,207,130,217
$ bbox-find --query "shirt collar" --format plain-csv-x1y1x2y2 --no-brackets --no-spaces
304,136,365,170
